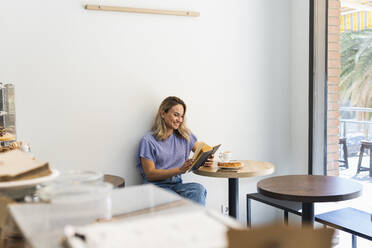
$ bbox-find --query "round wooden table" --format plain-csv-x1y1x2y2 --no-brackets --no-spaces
194,160,274,219
257,175,363,225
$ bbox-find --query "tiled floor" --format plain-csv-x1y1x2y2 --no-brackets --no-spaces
328,156,372,248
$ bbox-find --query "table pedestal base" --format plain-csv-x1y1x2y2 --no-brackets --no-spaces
302,202,314,226
228,178,239,218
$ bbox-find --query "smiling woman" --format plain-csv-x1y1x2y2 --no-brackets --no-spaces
151,96,190,141
136,96,213,206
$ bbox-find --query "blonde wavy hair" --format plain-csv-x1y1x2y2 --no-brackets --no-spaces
152,96,191,141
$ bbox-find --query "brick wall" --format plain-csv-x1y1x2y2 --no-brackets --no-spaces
327,0,341,176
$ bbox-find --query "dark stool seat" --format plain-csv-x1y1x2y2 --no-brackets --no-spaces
339,137,349,169
356,140,372,177
104,174,125,188
315,207,372,248
246,193,302,227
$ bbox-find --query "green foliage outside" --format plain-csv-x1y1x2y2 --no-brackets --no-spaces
340,30,372,121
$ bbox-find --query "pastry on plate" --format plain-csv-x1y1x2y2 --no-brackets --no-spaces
218,161,242,168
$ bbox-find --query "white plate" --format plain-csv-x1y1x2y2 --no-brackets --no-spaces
0,169,60,189
218,166,242,170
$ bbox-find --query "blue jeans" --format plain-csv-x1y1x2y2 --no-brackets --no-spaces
143,175,207,206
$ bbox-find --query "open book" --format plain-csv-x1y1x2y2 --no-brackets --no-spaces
188,142,221,172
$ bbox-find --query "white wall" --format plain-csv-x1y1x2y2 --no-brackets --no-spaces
0,0,308,223
291,0,309,175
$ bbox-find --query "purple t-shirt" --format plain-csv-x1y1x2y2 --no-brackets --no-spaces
136,131,197,179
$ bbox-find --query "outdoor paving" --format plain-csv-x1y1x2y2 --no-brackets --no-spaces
328,156,372,248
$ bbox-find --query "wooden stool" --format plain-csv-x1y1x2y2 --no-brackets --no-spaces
356,140,372,177
315,207,372,248
104,174,125,188
339,137,349,169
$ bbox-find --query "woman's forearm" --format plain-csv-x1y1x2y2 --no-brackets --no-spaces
145,167,181,182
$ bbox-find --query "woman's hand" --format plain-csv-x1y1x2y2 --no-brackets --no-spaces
204,154,214,167
179,158,194,174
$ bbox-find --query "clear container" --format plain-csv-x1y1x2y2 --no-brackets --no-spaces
52,170,104,185
36,181,113,226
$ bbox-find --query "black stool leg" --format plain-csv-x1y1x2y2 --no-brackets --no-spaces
357,145,365,174
247,197,251,227
352,234,357,248
284,211,288,225
343,141,349,169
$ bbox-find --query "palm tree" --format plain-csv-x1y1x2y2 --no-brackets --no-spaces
340,30,372,122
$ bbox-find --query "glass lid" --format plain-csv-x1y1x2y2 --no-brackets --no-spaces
52,170,104,184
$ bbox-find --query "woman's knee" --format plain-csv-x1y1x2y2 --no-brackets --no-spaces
185,183,207,205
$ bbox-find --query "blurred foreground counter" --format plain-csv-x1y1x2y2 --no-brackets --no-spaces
4,184,240,248
0,195,19,248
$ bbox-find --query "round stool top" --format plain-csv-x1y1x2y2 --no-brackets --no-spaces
339,137,346,143
104,174,125,188
257,175,362,203
361,140,372,146
193,160,274,179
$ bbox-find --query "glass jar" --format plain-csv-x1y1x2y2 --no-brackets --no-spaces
0,83,16,148
36,181,113,226
52,170,104,185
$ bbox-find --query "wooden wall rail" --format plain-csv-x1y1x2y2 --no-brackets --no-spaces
85,5,200,17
